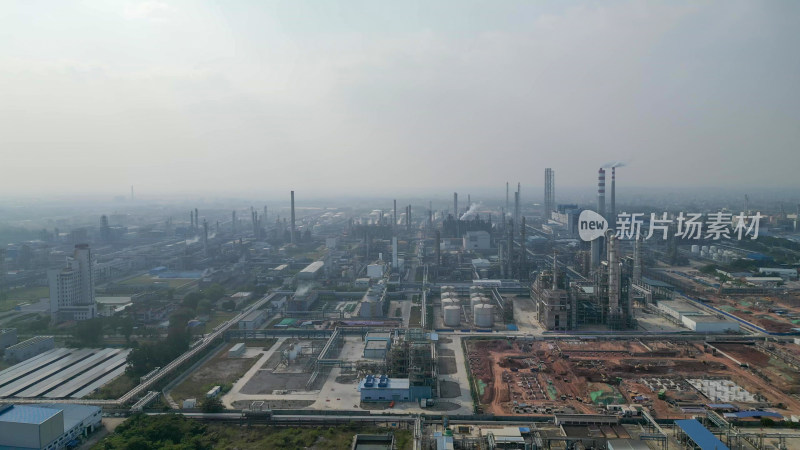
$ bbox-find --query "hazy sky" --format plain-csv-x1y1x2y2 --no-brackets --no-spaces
1,1,798,198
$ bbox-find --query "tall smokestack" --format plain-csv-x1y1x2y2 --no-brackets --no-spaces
435,230,441,265
392,237,398,269
514,191,520,228
203,220,209,255
608,233,620,318
506,182,509,222
633,234,642,284
610,167,616,230
290,191,296,244
552,251,558,290
507,223,514,277
264,205,267,223
597,168,606,217
393,199,397,228
194,209,199,231
130,185,134,201
190,211,194,230
544,168,555,220
453,192,458,217
520,216,527,279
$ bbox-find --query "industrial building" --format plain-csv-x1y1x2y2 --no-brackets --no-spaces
48,244,97,322
228,342,246,357
297,261,324,280
462,230,490,250
0,403,101,450
238,309,266,330
358,375,417,402
0,328,17,350
366,262,387,279
358,282,387,318
363,332,392,359
0,347,130,399
657,299,739,333
4,336,55,363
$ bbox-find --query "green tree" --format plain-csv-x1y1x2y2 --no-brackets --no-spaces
75,317,104,345
201,396,223,413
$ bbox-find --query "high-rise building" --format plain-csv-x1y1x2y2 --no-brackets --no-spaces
48,244,97,322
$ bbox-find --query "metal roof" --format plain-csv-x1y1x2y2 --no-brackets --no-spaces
31,404,100,431
675,419,730,450
0,404,60,425
724,411,783,419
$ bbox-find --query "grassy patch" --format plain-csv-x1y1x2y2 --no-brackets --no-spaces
170,343,261,404
120,275,194,289
94,414,413,450
204,311,236,330
0,286,49,311
409,306,421,327
85,373,137,400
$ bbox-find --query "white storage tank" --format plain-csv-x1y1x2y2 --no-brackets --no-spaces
442,298,460,311
474,303,494,327
691,245,700,254
441,292,459,300
443,305,461,327
471,295,490,309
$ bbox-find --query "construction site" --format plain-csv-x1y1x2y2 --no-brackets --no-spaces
465,337,800,420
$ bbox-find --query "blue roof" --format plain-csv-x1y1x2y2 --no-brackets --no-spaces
675,419,730,450
707,404,736,409
724,411,783,419
0,405,60,425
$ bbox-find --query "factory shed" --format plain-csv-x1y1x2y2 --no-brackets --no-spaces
228,343,246,357
359,375,414,402
724,411,783,420
238,309,266,330
297,261,324,280
607,439,651,450
363,332,392,359
675,419,730,450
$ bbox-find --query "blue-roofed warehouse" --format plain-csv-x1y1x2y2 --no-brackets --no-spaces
675,419,730,450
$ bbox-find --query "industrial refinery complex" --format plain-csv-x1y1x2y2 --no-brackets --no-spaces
1,172,800,450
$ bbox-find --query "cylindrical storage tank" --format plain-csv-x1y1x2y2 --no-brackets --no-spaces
474,304,494,327
701,245,709,253
469,286,484,294
691,245,700,253
442,298,460,311
441,292,458,299
443,306,461,327
470,296,487,309
710,245,718,252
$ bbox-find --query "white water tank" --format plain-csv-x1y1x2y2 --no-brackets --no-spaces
471,296,489,309
442,298,460,311
441,292,459,300
474,303,494,327
443,306,461,327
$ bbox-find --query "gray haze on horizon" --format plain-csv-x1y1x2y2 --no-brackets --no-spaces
1,0,799,196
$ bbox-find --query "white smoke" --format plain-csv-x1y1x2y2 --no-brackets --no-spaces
295,282,311,297
601,161,627,168
460,202,481,220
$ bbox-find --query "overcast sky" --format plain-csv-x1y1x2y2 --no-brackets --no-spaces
1,0,798,198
